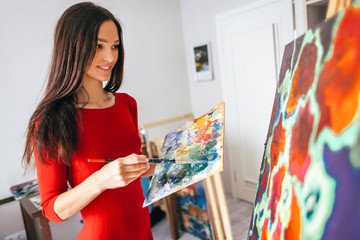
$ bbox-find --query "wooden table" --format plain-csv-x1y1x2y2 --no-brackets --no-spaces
19,197,52,240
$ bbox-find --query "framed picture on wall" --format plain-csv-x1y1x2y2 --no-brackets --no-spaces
192,42,213,81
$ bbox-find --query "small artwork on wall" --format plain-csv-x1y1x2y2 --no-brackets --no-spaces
193,42,213,81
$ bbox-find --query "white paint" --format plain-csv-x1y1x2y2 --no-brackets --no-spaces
216,0,294,201
0,0,190,238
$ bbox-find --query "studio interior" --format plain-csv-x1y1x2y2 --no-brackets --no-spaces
0,0,359,239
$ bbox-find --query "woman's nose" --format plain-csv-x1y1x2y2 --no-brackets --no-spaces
102,48,115,63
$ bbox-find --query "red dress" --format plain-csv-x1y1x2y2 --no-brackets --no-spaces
35,93,153,240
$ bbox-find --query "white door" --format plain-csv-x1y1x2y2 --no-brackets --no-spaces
216,0,294,202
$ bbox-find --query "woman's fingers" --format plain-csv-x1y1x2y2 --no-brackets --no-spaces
117,154,149,173
120,162,149,173
117,166,150,186
119,153,148,165
123,168,150,179
97,154,150,189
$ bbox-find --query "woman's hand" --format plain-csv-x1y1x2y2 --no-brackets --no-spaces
53,154,149,220
95,154,150,191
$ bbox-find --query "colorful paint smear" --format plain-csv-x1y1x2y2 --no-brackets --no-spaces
175,181,213,240
10,179,39,200
249,5,360,239
143,102,224,206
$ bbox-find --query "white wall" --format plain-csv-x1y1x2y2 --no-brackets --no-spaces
179,0,264,194
179,0,261,117
179,0,306,193
0,0,190,238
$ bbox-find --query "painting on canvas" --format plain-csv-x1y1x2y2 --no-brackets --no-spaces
175,181,213,239
143,102,224,206
248,5,360,239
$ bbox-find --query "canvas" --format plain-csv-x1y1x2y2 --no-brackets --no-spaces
143,102,224,206
175,181,213,240
248,5,360,239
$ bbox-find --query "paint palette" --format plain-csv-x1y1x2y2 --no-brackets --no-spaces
143,102,224,206
248,5,360,239
10,179,39,200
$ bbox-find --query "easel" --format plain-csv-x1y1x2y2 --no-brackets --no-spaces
204,174,233,239
140,112,233,239
326,0,352,18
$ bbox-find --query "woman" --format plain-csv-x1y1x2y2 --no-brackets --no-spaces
23,2,155,239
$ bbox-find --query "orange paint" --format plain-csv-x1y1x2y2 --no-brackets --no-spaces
285,188,301,240
316,6,360,137
270,114,286,171
260,218,269,240
286,41,317,116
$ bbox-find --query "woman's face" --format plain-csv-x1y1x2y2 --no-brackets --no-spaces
84,20,119,83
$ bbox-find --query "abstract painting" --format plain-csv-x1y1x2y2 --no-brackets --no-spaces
249,5,360,239
175,181,213,239
143,102,224,206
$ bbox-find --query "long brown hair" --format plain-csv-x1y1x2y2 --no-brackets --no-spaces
23,2,124,168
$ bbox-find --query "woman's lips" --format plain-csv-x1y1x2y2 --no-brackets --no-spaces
97,65,111,71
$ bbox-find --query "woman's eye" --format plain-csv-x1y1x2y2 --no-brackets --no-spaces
112,45,120,49
96,44,101,49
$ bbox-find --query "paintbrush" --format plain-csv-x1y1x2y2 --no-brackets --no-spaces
88,158,208,164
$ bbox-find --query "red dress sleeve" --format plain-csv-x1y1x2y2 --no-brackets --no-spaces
126,93,138,129
34,147,68,222
126,94,142,155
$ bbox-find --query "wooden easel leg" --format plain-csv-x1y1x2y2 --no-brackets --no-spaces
165,194,180,240
212,173,233,240
20,203,37,240
38,215,53,240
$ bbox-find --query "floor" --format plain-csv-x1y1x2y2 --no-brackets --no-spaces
151,194,254,240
